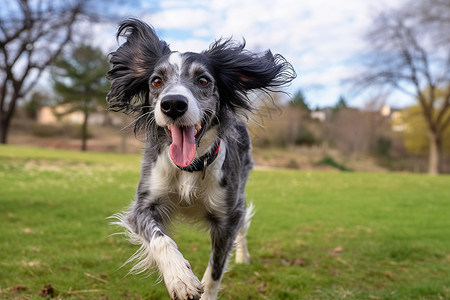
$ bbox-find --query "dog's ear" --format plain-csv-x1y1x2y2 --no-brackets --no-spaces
204,39,296,113
107,19,171,113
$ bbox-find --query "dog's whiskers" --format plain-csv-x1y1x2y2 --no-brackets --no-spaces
121,111,152,132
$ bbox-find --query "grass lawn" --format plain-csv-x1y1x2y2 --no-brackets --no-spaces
1,145,449,299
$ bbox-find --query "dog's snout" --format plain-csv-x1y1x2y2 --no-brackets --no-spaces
160,95,188,119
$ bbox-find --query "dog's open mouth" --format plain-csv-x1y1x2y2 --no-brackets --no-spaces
167,122,204,168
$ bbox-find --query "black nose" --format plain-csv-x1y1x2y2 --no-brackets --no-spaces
160,95,188,119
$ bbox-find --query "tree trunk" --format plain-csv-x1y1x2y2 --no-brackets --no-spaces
81,110,89,151
0,118,9,144
427,130,441,175
0,96,16,144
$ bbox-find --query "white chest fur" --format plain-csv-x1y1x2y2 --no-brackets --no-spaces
148,142,228,220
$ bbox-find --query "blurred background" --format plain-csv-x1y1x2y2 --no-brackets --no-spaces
1,0,450,174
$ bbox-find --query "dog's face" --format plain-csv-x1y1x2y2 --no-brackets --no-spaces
107,19,295,168
150,52,219,167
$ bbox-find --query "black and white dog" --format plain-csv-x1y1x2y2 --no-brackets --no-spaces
107,19,295,300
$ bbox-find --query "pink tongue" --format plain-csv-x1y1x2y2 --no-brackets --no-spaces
168,125,196,168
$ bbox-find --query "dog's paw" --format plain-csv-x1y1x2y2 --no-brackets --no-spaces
168,275,203,300
170,278,203,300
166,260,204,300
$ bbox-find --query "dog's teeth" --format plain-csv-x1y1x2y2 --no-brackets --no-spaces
195,123,202,131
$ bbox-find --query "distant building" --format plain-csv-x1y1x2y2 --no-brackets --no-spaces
380,105,391,117
37,106,59,125
310,110,326,122
380,105,406,132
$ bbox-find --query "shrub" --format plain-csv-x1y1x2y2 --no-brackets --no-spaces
316,155,352,171
31,124,92,139
32,124,65,137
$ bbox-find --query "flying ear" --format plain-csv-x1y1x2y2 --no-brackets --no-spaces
203,39,296,113
106,18,171,113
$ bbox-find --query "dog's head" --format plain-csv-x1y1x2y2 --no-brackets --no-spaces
107,19,295,168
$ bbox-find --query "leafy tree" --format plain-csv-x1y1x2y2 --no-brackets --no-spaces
290,90,310,111
357,0,450,174
51,45,109,151
332,95,348,113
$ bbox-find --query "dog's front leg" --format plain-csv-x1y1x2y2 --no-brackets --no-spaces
201,212,243,300
123,198,204,300
152,231,204,300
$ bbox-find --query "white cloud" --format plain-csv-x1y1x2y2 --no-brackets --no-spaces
167,38,210,53
144,8,215,30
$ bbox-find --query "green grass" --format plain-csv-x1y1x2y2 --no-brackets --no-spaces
1,145,450,299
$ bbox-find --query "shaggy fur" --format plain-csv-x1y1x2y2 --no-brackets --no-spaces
107,18,295,300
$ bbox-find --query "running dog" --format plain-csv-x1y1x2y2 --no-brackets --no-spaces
107,18,295,300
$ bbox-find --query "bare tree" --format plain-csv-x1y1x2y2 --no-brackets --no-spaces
358,0,450,174
0,0,123,144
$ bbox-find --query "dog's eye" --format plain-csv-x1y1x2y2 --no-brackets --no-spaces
198,77,209,86
152,77,163,88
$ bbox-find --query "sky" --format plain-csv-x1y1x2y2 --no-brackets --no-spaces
91,0,411,109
